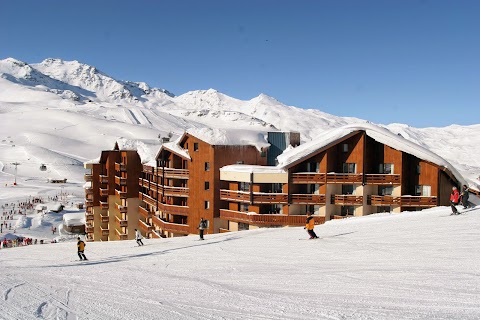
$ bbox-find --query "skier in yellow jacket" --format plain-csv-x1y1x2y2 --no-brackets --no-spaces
305,212,319,239
77,237,88,260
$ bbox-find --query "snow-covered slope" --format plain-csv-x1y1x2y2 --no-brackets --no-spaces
0,57,479,189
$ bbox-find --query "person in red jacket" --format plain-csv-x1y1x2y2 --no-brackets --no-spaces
450,186,460,215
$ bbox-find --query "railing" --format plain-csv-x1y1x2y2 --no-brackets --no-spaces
138,178,188,197
152,215,190,234
138,220,153,233
220,209,325,226
143,165,154,174
252,192,289,204
100,226,109,236
326,173,363,184
99,201,109,210
115,215,128,228
85,194,93,201
364,174,401,185
157,202,189,216
84,174,93,182
85,226,94,233
331,195,364,205
220,190,250,202
139,206,153,219
139,192,158,208
85,200,93,207
155,167,189,179
115,189,127,199
368,195,398,206
86,206,93,214
115,176,127,186
99,175,109,184
399,196,437,207
291,194,326,204
85,187,93,195
150,230,163,238
86,213,94,221
291,173,326,184
115,228,128,240
115,162,127,172
100,212,109,223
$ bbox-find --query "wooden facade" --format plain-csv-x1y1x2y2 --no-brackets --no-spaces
84,147,142,241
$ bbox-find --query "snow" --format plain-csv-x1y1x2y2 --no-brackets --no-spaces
1,56,480,319
62,212,85,227
220,164,286,174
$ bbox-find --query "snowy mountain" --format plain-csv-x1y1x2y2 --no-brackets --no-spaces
0,57,479,189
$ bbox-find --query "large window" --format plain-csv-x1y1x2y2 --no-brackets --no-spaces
342,185,355,195
415,185,431,196
341,206,355,216
379,186,394,196
342,163,356,174
379,163,394,174
239,182,250,192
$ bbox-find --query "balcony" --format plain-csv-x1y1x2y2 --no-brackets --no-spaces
291,194,326,204
100,212,109,223
85,194,93,201
157,202,189,216
115,228,128,240
155,167,189,179
331,195,364,205
86,213,94,221
86,206,93,214
220,190,250,203
326,173,363,184
138,219,153,233
252,192,288,204
84,174,93,182
139,206,153,219
115,162,127,172
99,188,109,197
115,215,128,228
100,226,109,236
152,215,190,234
368,195,398,206
85,200,93,207
139,178,188,197
143,165,154,174
115,176,127,186
85,187,93,195
99,175,109,184
99,201,109,210
365,174,401,185
291,173,326,184
115,189,127,199
139,192,158,208
399,196,437,207
220,209,325,226
85,225,94,233
117,204,128,213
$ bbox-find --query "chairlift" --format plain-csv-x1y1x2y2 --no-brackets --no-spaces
40,164,47,171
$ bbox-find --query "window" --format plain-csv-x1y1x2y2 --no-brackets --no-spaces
342,185,354,195
194,143,199,151
342,143,349,152
204,181,210,190
341,206,355,216
416,165,421,174
204,201,210,209
377,206,391,213
239,182,250,192
415,185,431,196
379,163,394,174
342,163,356,173
205,162,210,171
236,161,244,164
240,203,249,212
238,222,249,231
379,186,393,196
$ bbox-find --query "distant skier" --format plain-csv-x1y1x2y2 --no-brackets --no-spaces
460,185,470,209
198,218,207,240
77,237,88,261
450,186,460,215
304,212,319,239
135,229,144,246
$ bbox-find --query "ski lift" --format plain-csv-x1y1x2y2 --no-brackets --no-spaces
40,164,47,171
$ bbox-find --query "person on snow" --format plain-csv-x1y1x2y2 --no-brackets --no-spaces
460,185,470,209
77,237,87,260
198,218,207,240
450,186,460,215
135,229,144,246
304,212,319,239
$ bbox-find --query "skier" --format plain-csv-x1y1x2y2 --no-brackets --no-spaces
450,186,460,215
198,218,207,240
77,237,88,261
304,212,319,239
135,229,144,246
460,185,470,209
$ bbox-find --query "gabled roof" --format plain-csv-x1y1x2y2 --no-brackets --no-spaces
276,122,466,186
156,140,191,161
184,128,270,151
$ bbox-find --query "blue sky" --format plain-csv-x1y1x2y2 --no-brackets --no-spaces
1,0,478,128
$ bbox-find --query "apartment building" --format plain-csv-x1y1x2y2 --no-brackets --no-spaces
219,123,466,231
84,143,142,241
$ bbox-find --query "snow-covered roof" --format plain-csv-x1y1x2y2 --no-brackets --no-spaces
276,122,467,186
160,140,191,160
186,128,270,151
220,164,286,174
62,212,86,226
84,157,100,164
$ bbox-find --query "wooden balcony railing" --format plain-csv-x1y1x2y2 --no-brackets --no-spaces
139,178,188,197
399,196,437,207
86,206,93,214
115,176,127,186
99,201,109,210
138,219,153,233
157,202,189,216
84,174,93,182
252,192,289,204
85,187,93,195
331,195,364,205
291,194,326,204
115,189,127,199
155,167,189,179
99,175,109,184
220,190,250,202
368,195,398,206
86,213,94,221
85,226,94,233
117,204,127,213
152,215,190,234
139,206,153,219
326,173,363,184
139,192,158,208
115,215,128,228
151,230,163,238
364,174,401,185
99,188,109,197
100,226,109,236
115,162,127,172
85,194,93,201
85,200,94,207
143,165,154,174
100,212,109,223
115,228,128,240
220,209,325,226
291,173,326,184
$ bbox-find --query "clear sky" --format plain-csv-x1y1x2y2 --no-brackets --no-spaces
1,0,478,128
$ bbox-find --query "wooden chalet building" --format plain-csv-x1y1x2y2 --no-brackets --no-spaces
84,143,142,241
219,123,466,231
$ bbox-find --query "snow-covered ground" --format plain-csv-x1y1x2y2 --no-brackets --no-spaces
0,204,479,319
